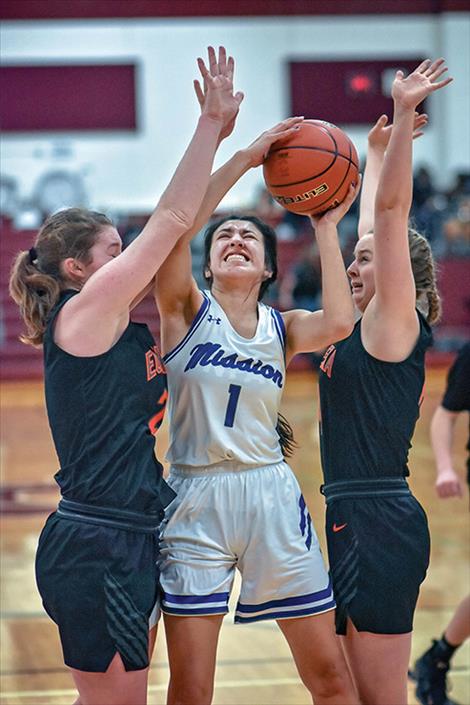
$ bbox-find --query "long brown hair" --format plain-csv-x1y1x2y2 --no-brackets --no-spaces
408,227,441,325
276,412,298,458
9,208,112,347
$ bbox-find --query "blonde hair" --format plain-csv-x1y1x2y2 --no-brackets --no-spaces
408,227,441,325
9,208,112,347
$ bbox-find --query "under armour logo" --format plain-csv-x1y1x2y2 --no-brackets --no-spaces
208,315,221,324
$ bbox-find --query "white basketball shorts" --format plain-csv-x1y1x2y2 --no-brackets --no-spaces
158,461,335,623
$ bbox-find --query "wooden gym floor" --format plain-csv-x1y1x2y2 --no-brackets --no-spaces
1,367,469,704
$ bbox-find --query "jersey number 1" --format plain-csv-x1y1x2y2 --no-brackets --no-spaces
224,384,241,427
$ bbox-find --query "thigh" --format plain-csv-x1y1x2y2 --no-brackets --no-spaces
236,463,334,623
341,618,412,705
278,610,346,672
278,613,357,704
71,653,149,705
164,614,224,689
159,474,236,617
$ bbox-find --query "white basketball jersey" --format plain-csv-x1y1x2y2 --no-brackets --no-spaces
164,290,286,467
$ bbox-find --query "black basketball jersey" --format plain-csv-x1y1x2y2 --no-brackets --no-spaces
318,312,432,483
43,290,175,514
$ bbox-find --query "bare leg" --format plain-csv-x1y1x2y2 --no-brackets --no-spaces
278,611,358,704
148,624,158,659
164,613,225,705
445,594,470,646
71,651,150,705
341,618,411,705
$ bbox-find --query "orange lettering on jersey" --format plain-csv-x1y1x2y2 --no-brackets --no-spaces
320,345,337,379
146,345,165,381
148,388,168,436
148,408,165,436
419,382,425,407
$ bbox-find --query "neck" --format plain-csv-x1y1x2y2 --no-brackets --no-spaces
210,282,260,317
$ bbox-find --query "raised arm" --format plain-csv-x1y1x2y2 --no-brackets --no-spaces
361,59,452,360
58,47,242,354
155,111,303,354
358,112,428,238
283,180,360,364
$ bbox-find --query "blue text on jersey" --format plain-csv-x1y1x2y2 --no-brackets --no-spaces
184,342,284,388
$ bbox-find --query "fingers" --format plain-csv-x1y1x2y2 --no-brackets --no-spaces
234,91,244,107
269,116,304,133
348,173,362,202
193,79,204,107
436,477,463,498
412,112,428,139
227,55,234,82
415,57,453,89
437,484,461,499
416,58,432,74
430,74,454,91
414,111,428,125
269,123,302,145
197,56,210,81
200,46,233,79
208,45,219,76
424,57,445,77
217,46,227,75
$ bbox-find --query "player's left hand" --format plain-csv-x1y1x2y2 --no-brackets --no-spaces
244,117,304,168
310,174,362,229
391,58,453,110
194,46,244,141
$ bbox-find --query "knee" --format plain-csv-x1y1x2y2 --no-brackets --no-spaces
304,660,352,699
168,677,214,705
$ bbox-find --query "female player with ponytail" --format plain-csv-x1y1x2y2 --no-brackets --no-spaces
9,47,241,705
317,58,453,705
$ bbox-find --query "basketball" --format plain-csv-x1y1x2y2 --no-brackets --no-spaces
263,119,359,215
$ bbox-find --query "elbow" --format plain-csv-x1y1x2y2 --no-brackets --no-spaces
161,207,195,235
375,198,412,217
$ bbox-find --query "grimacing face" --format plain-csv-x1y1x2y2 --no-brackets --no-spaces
347,233,376,312
207,219,271,288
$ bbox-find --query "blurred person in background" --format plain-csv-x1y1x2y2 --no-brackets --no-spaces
410,340,470,705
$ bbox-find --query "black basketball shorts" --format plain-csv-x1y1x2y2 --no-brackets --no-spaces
36,512,160,672
325,494,430,635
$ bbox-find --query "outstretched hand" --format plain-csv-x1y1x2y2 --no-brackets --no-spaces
194,46,244,141
368,111,428,151
310,175,362,229
392,58,453,110
244,117,304,167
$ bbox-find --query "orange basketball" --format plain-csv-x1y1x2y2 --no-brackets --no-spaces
263,119,359,215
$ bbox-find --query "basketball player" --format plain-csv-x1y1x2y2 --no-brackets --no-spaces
317,59,453,705
410,340,470,705
8,48,242,705
153,49,359,705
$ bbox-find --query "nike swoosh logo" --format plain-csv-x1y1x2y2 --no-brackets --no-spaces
332,523,348,532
